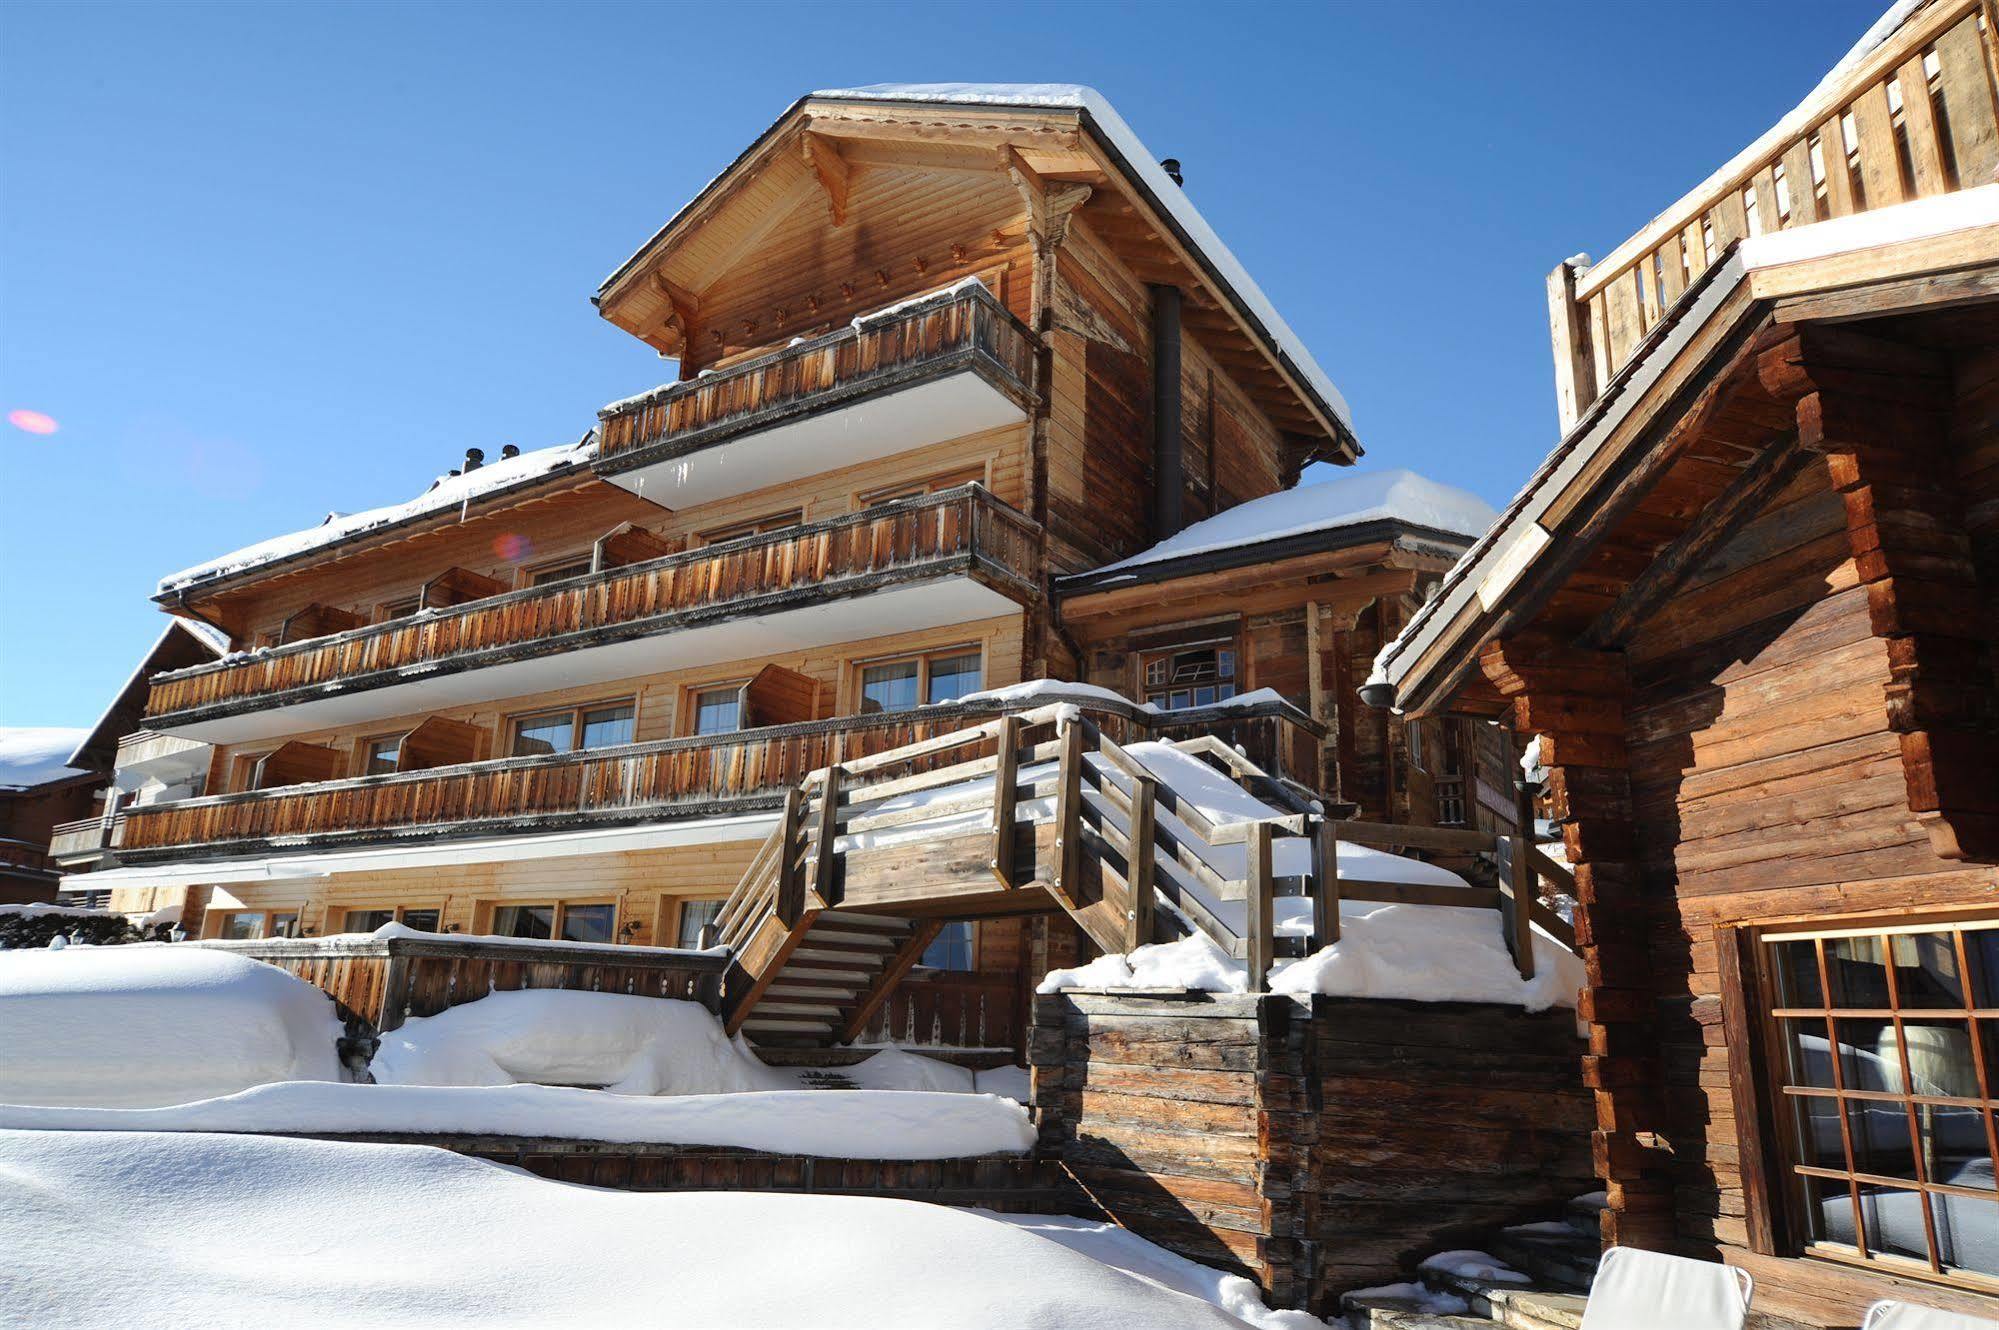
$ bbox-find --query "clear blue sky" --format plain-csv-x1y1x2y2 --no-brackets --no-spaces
1,0,1880,726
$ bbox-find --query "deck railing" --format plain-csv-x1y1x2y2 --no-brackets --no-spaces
143,485,1041,724
597,281,1034,467
48,815,124,862
1549,0,1999,425
116,694,1319,858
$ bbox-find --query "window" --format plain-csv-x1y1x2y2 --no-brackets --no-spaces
234,753,272,792
527,557,593,587
490,901,615,944
1760,918,1997,1282
510,701,636,757
212,910,298,940
857,647,982,714
674,899,724,949
1142,644,1238,710
857,467,985,508
379,596,421,622
921,921,976,971
696,509,803,546
342,906,438,933
691,686,742,737
360,737,401,776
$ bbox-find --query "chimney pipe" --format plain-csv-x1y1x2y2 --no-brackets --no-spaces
1150,283,1184,541
1160,158,1184,186
463,447,485,472
500,444,520,459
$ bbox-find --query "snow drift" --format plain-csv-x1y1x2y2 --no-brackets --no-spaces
0,946,343,1108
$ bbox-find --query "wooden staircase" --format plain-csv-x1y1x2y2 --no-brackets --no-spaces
708,702,1578,1050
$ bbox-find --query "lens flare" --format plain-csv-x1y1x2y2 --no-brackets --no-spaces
493,532,531,562
7,409,58,435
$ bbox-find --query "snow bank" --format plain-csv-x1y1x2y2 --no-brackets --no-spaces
1041,934,1250,995
1,1129,1272,1329
370,990,790,1095
0,1081,1035,1157
0,726,92,790
1084,469,1496,577
952,678,1159,712
157,438,594,594
0,946,343,1107
1419,1249,1531,1284
1741,181,1999,270
841,1046,977,1093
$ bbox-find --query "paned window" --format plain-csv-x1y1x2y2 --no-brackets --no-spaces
857,648,982,714
490,901,616,944
510,702,636,757
1141,644,1238,710
691,687,743,736
674,899,725,949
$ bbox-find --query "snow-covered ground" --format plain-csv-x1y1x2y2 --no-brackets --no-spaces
0,1129,1309,1329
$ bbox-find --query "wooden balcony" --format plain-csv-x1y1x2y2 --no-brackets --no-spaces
142,486,1042,741
49,815,124,868
1548,0,1999,427
595,281,1035,509
115,695,1321,862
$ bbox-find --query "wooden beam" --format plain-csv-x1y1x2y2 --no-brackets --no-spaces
690,173,818,299
774,787,805,927
801,131,851,226
1125,774,1157,951
835,918,944,1043
1244,822,1275,990
990,716,1021,887
813,766,843,907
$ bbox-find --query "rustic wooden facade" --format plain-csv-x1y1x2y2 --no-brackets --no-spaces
1367,6,1999,1318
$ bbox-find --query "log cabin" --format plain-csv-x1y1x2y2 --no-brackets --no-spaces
1364,1,1999,1321
66,84,1503,1061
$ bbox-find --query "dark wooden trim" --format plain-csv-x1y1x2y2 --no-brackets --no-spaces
1716,923,1788,1256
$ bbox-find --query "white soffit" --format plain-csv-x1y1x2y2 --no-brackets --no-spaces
605,371,1024,509
157,576,1021,746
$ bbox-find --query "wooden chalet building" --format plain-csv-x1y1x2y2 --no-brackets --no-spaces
1366,1,1999,1321
74,84,1494,1057
0,728,101,904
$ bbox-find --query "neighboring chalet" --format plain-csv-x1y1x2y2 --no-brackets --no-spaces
69,84,1493,1058
1367,0,1999,1321
0,728,98,903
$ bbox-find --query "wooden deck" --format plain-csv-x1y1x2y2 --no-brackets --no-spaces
142,485,1041,726
596,279,1034,470
1548,0,1999,426
115,697,1318,860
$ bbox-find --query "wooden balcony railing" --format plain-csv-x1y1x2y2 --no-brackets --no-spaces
1549,0,1999,426
48,815,124,863
116,694,1321,860
597,280,1035,468
143,486,1042,725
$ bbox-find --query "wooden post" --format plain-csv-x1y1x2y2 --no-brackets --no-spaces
774,786,805,926
814,765,843,908
1497,833,1536,981
1053,720,1084,906
1246,822,1274,992
1311,816,1341,947
1546,258,1597,433
1126,774,1157,951
990,716,1021,888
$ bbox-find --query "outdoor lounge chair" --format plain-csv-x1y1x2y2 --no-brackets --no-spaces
1863,1301,1999,1330
1577,1247,1753,1330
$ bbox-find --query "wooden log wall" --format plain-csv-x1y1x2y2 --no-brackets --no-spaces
1030,990,1593,1317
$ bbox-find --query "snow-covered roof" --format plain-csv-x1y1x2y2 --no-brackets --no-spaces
155,437,597,598
0,728,95,793
67,617,232,771
1071,469,1496,583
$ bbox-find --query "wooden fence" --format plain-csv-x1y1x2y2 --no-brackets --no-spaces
597,280,1034,463
197,932,730,1033
144,485,1041,721
1550,0,1999,425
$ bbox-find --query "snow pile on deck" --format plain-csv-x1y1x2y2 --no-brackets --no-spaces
370,990,790,1095
1,1130,1297,1329
0,1081,1036,1157
0,946,343,1107
1086,468,1497,576
157,438,594,594
0,726,92,790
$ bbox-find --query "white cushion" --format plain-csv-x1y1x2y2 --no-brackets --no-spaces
1578,1247,1750,1330
1865,1301,1999,1330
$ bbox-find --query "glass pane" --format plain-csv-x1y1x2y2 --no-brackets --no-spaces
512,714,571,757
924,652,982,705
1900,1019,1980,1099
560,904,614,944
218,912,263,940
861,660,920,714
921,921,975,970
364,740,400,775
694,690,741,737
1827,935,1891,1008
1216,649,1236,681
579,705,635,750
1773,940,1825,1008
675,899,724,949
398,910,439,933
1845,1097,1918,1181
1918,1100,1992,1191
492,905,554,940
343,908,395,933
1856,1182,1933,1264
1804,1174,1857,1247
1781,1019,1838,1089
1892,932,1965,1009
1939,1195,1999,1277
1835,1018,1901,1091
1192,685,1216,707
1793,1092,1849,1170
269,914,298,939
1971,929,1999,1008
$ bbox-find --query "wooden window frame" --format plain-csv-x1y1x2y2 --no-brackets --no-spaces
203,908,300,940
340,903,444,933
1137,634,1242,711
356,734,403,777
659,896,727,951
506,698,639,757
1724,911,1999,1292
479,897,620,944
377,595,421,623
522,555,595,588
849,643,984,714
694,508,805,547
233,751,272,793
853,464,988,510
681,679,750,738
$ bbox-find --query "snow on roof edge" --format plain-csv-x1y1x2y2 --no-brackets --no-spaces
66,618,232,770
0,727,98,792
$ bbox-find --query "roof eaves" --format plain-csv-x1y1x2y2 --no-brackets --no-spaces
1055,517,1474,598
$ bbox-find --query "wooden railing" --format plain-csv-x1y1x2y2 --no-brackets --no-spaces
1549,0,1999,426
597,281,1034,466
48,815,123,862
143,485,1042,723
117,695,1319,858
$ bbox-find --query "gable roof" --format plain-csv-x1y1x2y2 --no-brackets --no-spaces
66,618,232,772
0,728,96,793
